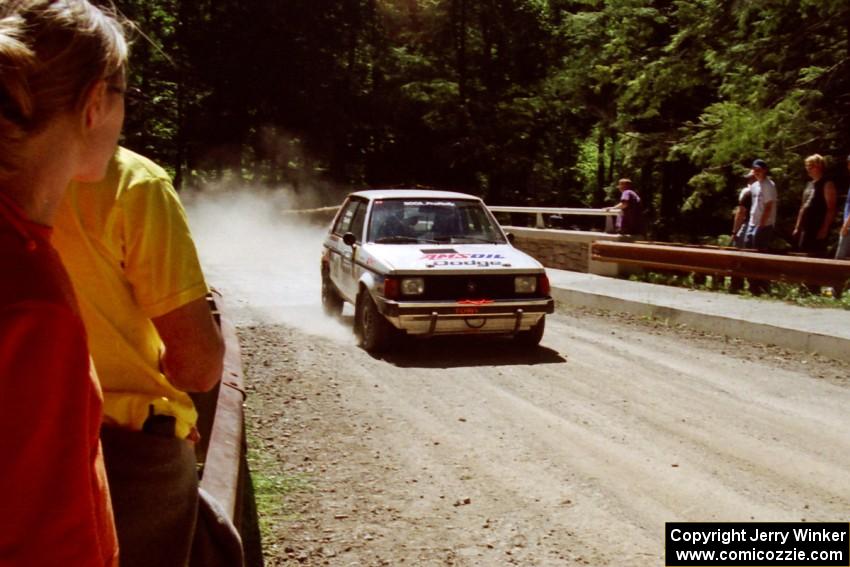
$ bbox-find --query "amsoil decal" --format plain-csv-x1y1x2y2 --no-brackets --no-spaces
421,252,506,268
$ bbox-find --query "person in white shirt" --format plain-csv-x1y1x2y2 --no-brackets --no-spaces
743,159,777,251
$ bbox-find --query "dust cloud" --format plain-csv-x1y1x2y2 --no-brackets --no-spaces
184,189,354,343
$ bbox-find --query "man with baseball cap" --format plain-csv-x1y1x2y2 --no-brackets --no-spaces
743,159,777,250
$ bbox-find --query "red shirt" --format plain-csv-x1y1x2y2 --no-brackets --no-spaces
0,194,118,566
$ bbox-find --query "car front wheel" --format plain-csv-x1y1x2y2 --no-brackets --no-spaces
357,292,395,352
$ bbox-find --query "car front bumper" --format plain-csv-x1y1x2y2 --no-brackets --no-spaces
374,296,555,336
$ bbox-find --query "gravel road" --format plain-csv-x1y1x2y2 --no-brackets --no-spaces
187,199,850,566
236,307,850,566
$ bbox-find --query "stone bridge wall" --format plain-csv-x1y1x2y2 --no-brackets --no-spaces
506,227,625,276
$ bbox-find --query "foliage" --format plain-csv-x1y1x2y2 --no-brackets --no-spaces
114,0,850,244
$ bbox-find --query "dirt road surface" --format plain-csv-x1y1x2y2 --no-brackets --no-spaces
187,207,850,566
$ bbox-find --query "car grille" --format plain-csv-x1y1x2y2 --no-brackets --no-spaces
418,275,543,301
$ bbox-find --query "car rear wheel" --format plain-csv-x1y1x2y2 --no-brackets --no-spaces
322,275,343,317
515,315,545,346
357,292,395,352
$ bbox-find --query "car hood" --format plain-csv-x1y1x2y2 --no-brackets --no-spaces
361,243,543,273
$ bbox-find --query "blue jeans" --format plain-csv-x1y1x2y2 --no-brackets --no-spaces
101,426,199,567
744,224,773,251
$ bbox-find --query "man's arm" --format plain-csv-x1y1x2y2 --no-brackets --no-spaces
607,196,629,212
120,169,224,393
818,181,837,239
732,205,747,235
793,194,807,236
152,296,224,393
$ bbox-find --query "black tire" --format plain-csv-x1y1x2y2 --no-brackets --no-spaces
357,292,395,352
515,316,545,346
321,276,343,317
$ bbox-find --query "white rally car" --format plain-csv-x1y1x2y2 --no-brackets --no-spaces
321,189,554,352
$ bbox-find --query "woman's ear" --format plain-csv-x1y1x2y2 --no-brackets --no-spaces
81,79,109,131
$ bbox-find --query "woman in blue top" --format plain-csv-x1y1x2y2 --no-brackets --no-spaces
835,155,850,260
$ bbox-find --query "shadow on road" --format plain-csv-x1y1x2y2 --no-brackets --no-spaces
371,335,567,368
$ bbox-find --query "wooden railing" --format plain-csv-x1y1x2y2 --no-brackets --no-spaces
197,290,246,526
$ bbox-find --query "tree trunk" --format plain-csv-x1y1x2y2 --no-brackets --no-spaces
594,128,606,206
174,0,188,189
607,134,617,187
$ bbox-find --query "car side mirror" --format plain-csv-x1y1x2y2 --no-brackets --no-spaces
505,232,516,244
342,232,357,247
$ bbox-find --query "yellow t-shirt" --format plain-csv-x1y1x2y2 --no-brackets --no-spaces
53,147,209,439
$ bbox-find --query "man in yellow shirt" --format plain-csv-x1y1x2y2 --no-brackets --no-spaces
53,146,224,567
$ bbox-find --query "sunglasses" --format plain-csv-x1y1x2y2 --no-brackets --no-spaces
107,84,144,105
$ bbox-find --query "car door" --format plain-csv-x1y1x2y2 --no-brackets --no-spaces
341,201,367,299
329,197,367,301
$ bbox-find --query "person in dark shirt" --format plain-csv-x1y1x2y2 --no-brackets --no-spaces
793,154,837,257
607,178,644,236
731,170,755,248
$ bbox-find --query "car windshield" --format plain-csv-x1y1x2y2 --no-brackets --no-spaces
368,199,507,244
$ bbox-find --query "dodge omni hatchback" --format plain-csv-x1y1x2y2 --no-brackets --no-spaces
321,189,554,352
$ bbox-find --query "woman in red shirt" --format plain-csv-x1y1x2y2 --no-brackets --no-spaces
0,1,129,564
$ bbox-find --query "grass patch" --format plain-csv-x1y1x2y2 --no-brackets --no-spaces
250,468,313,538
244,429,314,542
629,271,850,310
766,281,850,309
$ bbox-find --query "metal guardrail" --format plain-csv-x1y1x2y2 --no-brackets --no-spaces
487,205,620,231
591,241,850,294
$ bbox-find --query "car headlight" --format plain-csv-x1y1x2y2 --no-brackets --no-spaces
400,277,425,296
514,275,537,294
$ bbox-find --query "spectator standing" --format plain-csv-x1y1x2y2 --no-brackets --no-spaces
731,170,755,248
743,159,777,251
0,1,128,564
729,170,756,292
833,155,850,260
608,178,643,236
793,154,837,258
53,147,227,567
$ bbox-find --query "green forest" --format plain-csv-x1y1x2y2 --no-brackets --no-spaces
113,0,850,243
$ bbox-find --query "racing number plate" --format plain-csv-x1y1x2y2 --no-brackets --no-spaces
456,306,479,315
455,299,493,315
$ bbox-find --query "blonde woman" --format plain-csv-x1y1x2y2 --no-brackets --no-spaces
0,1,128,564
793,154,837,257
